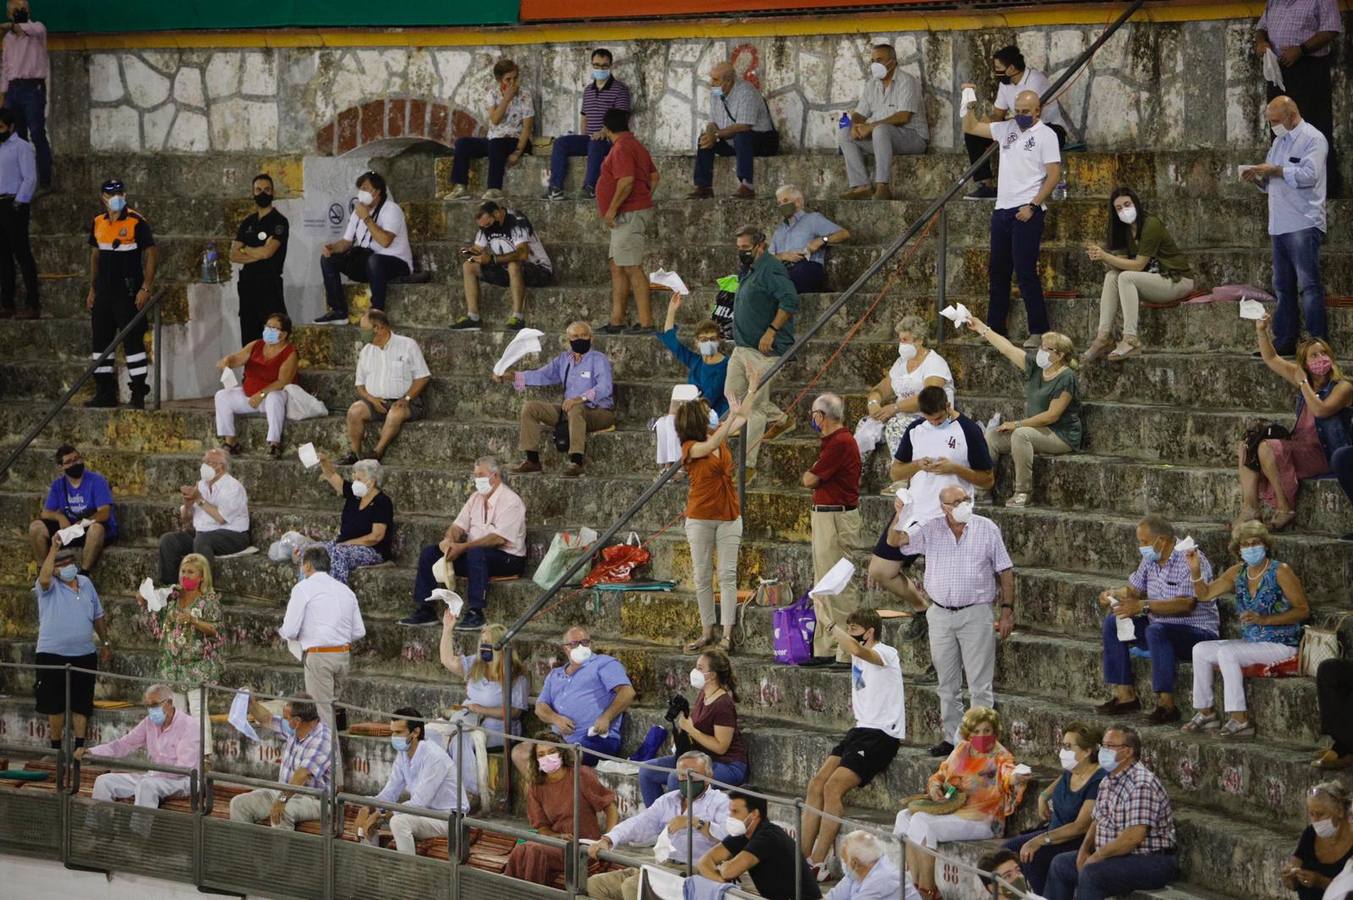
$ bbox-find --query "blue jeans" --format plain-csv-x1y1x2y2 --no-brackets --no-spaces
1004,829,1082,895
1045,849,1177,900
1102,615,1215,693
549,134,611,191
639,754,749,807
320,248,410,313
412,543,526,611
1271,227,1327,350
988,206,1050,336
786,260,825,294
1332,446,1353,510
4,79,50,185
693,130,779,188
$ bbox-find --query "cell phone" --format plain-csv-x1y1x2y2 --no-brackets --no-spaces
460,246,476,258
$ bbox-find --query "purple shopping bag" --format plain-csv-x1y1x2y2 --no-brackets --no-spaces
772,594,816,665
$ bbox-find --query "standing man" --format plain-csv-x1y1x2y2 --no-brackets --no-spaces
964,45,1068,200
1242,95,1329,354
344,309,431,463
838,43,929,201
688,62,778,200
453,200,553,332
0,0,50,190
156,447,250,584
887,485,1015,756
802,393,864,667
725,226,798,481
545,47,631,201
278,545,366,789
229,173,289,344
0,108,38,319
769,184,851,294
961,89,1060,348
1255,0,1341,196
316,170,411,323
596,108,659,335
28,443,117,573
86,179,157,408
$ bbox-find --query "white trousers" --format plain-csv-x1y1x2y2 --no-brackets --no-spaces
927,603,996,743
1191,640,1296,712
91,772,190,807
390,813,450,854
215,386,287,443
893,810,995,849
228,788,324,828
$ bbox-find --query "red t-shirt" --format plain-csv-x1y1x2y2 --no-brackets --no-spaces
596,132,655,216
811,427,861,507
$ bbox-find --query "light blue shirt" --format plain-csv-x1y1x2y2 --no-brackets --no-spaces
374,735,467,812
1264,119,1327,236
34,575,103,656
603,786,729,864
769,210,842,265
0,133,36,204
537,654,631,743
825,858,920,900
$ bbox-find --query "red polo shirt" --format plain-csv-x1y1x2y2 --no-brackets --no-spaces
811,427,860,507
596,131,655,216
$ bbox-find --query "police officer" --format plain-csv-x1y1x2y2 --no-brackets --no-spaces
85,178,157,408
229,173,289,344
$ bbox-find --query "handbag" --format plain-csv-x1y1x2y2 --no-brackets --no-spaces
772,594,816,665
752,577,784,607
582,532,651,588
899,790,967,816
532,527,599,589
1299,614,1350,677
1242,421,1291,471
712,288,736,340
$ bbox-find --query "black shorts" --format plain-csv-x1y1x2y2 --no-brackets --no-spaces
34,652,98,716
830,727,901,787
39,518,116,549
480,261,554,288
361,395,425,422
871,521,918,567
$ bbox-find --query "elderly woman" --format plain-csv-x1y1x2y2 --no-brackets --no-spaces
1183,520,1310,738
1002,722,1104,894
895,707,1029,900
856,315,955,470
1242,320,1353,531
1283,782,1353,900
439,612,529,749
1084,187,1195,362
448,59,534,201
505,736,618,886
215,312,297,458
969,316,1083,508
313,454,396,584
141,552,223,716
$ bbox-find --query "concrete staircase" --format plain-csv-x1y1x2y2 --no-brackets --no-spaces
2,149,1350,900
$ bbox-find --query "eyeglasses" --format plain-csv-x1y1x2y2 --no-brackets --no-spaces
564,638,591,649
1102,743,1128,750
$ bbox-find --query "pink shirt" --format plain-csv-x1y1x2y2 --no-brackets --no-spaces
89,710,201,778
1,22,49,93
453,483,527,557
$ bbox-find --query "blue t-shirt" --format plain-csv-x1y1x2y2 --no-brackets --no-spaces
537,654,631,744
656,328,729,418
35,575,104,656
1049,767,1105,830
44,471,117,540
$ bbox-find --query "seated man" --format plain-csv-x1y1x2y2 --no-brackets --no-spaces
1046,727,1178,899
453,201,554,332
695,790,820,899
1096,514,1216,724
827,830,920,900
978,848,1034,899
229,695,332,829
769,184,851,294
400,455,527,630
587,752,730,899
344,309,431,463
511,625,634,776
316,170,412,323
544,47,631,201
838,44,928,200
79,684,199,811
29,443,117,572
501,321,614,477
688,62,778,200
157,447,250,585
352,707,467,854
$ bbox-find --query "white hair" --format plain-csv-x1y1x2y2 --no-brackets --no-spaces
145,683,173,704
352,458,382,486
812,392,845,422
204,447,230,471
677,750,713,774
475,455,501,475
841,830,882,866
775,184,804,203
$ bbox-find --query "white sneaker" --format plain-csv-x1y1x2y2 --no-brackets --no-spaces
446,184,469,200
1004,492,1031,508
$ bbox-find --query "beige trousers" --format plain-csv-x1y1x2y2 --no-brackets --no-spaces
519,401,616,457
1097,270,1195,336
811,507,865,661
725,346,784,468
228,788,323,829
985,425,1072,494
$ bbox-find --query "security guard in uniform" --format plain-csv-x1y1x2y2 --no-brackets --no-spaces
229,172,289,344
86,179,157,408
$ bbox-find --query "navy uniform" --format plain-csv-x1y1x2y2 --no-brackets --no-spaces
233,202,289,344
86,179,156,408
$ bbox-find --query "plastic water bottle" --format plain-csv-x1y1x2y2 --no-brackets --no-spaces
1053,178,1068,201
838,112,851,133
201,242,219,284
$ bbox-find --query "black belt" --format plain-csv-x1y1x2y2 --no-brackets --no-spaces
812,504,856,512
8,78,44,87
930,601,989,613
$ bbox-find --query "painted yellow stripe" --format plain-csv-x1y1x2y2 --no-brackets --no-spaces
45,1,1351,51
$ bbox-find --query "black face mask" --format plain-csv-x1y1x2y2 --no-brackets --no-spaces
254,192,273,208
479,646,495,663
569,338,591,355
65,463,85,480
737,249,755,268
12,9,29,22
995,73,1011,84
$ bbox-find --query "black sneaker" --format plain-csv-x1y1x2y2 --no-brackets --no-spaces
964,185,998,201
505,314,526,331
398,607,440,627
314,310,348,325
581,185,596,199
449,315,482,331
928,740,956,757
454,608,486,631
84,393,118,409
624,323,656,335
543,188,567,201
598,323,625,335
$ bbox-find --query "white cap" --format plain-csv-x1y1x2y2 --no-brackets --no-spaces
671,384,700,403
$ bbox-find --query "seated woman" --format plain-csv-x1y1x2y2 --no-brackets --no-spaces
1184,519,1309,738
438,611,529,750
895,707,1029,900
1241,319,1353,530
313,455,395,584
142,552,223,716
1282,782,1353,900
214,312,296,457
856,315,954,477
1083,186,1195,362
638,648,748,807
969,317,1083,508
505,737,619,886
1002,722,1104,895
448,59,534,201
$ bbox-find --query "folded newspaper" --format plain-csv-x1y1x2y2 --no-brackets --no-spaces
648,269,690,296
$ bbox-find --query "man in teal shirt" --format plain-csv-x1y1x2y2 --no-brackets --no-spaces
726,225,798,478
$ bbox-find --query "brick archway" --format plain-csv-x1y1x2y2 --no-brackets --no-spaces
315,98,479,156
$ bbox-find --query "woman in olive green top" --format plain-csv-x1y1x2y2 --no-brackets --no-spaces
969,317,1084,508
1084,186,1195,362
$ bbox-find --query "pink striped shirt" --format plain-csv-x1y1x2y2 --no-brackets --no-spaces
88,710,201,778
1,21,48,93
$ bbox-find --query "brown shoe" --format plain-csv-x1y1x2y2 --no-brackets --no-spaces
732,184,755,200
563,463,585,477
763,416,795,443
841,186,871,200
873,183,893,200
1146,705,1181,725
511,459,542,474
1082,331,1113,364
1313,749,1353,770
686,186,713,199
1094,696,1142,716
16,307,39,319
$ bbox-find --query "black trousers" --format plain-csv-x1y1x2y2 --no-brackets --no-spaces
1318,658,1353,755
965,123,1067,183
1267,54,1339,197
0,200,38,310
238,276,286,345
92,279,148,392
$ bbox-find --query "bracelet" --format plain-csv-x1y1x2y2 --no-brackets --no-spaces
768,324,779,332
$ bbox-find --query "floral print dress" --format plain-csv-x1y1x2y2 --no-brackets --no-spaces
146,587,225,689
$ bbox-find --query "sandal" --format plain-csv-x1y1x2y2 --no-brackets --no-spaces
222,441,242,456
715,635,734,653
1181,711,1219,733
1082,331,1114,364
1268,509,1297,531
683,635,715,654
1219,718,1256,739
1107,335,1141,361
268,442,282,459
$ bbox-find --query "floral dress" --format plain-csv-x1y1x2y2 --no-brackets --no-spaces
146,587,225,689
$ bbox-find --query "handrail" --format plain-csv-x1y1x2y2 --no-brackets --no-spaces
0,286,167,485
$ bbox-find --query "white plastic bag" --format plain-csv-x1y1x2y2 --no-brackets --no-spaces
284,384,328,421
268,530,309,562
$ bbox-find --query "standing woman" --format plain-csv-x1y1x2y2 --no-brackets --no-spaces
314,455,396,584
215,312,297,457
439,612,529,749
143,552,223,715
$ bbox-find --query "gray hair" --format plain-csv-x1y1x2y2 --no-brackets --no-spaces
774,184,804,204
676,750,713,774
204,447,230,471
145,683,173,704
1107,725,1142,761
301,544,331,573
812,392,845,423
475,455,501,475
735,224,766,245
840,830,882,866
352,458,382,486
1138,515,1175,540
895,315,928,343
287,696,321,723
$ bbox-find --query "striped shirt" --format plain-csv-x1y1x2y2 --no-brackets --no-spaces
580,77,632,135
1093,762,1176,854
710,79,774,133
273,716,333,793
1128,548,1218,634
1258,0,1342,57
904,514,1013,608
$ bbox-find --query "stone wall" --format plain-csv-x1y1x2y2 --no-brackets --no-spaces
66,14,1351,159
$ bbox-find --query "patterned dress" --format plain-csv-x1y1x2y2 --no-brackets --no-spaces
145,587,225,689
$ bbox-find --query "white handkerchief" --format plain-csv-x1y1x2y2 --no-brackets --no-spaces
56,522,86,545
1239,299,1267,321
1013,763,1033,776
960,86,978,115
895,487,913,506
1116,615,1138,641
287,639,304,662
648,269,690,296
641,861,685,900
670,384,700,403
809,558,856,598
432,556,450,586
430,588,464,618
1174,536,1197,554
493,328,545,377
297,442,320,469
228,689,260,741
1263,48,1285,91
220,367,239,389
138,577,171,613
940,303,972,326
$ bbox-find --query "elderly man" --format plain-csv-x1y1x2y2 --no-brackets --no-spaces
86,178,157,408
695,790,820,899
1,0,50,189
726,225,798,479
511,625,635,776
157,447,249,584
400,455,527,630
79,684,198,813
344,309,430,463
280,545,366,788
29,443,116,572
961,88,1060,347
1255,0,1341,196
545,47,632,201
453,201,553,332
803,393,864,666
502,321,615,477
597,108,659,335
230,695,332,829
838,44,928,200
888,484,1014,756
688,61,778,200
769,185,850,294
352,707,466,854
316,170,412,323
587,752,730,900
1045,727,1177,900
1242,96,1329,354
34,540,110,758
826,830,918,900
1095,515,1216,725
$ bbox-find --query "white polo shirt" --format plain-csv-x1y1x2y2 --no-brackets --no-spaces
994,67,1065,130
355,332,431,400
991,119,1061,210
343,199,414,269
893,413,992,524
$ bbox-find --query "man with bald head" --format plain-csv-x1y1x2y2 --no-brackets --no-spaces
962,86,1061,348
157,447,250,584
689,61,779,200
1242,95,1329,354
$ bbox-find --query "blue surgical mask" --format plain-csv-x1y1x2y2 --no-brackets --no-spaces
697,340,719,357
147,705,167,726
279,717,296,738
391,735,409,752
810,415,822,434
1098,747,1120,772
1015,114,1035,130
1240,545,1267,566
58,564,79,582
106,195,127,213
592,69,610,83
261,326,281,345
1138,543,1160,564
479,645,495,663
710,86,723,98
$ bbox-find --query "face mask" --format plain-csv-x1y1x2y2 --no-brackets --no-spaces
261,326,281,345
569,338,591,355
181,576,202,592
352,479,370,498
950,501,974,524
1240,545,1267,566
280,718,297,738
539,752,564,774
391,735,410,752
1036,349,1053,369
1271,122,1289,140
1116,205,1137,225
810,414,822,434
569,645,593,665
474,476,493,495
995,71,1011,85
777,202,797,219
200,463,217,483
356,189,375,206
737,249,755,268
1059,748,1079,771
724,815,748,837
697,340,719,357
592,69,610,83
1097,747,1119,772
1138,543,1160,564
681,779,708,799
12,9,29,22
1015,114,1035,130
1308,356,1334,376
65,463,85,480
897,342,917,361
869,61,889,80
689,668,706,690
710,85,723,98
147,705,167,726
58,564,79,582
970,733,996,754
479,645,495,663
1313,818,1338,839
107,195,127,213
254,192,273,208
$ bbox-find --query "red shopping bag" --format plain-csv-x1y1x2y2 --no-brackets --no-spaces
581,532,651,588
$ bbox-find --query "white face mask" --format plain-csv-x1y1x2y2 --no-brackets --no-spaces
474,476,493,495
869,61,888,80
1313,817,1339,839
1036,349,1053,370
689,668,706,690
200,463,217,483
351,479,370,498
697,340,720,357
356,189,375,206
1116,205,1137,225
1059,748,1079,771
897,342,917,361
950,500,974,524
1271,122,1289,140
724,815,748,837
569,644,593,665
